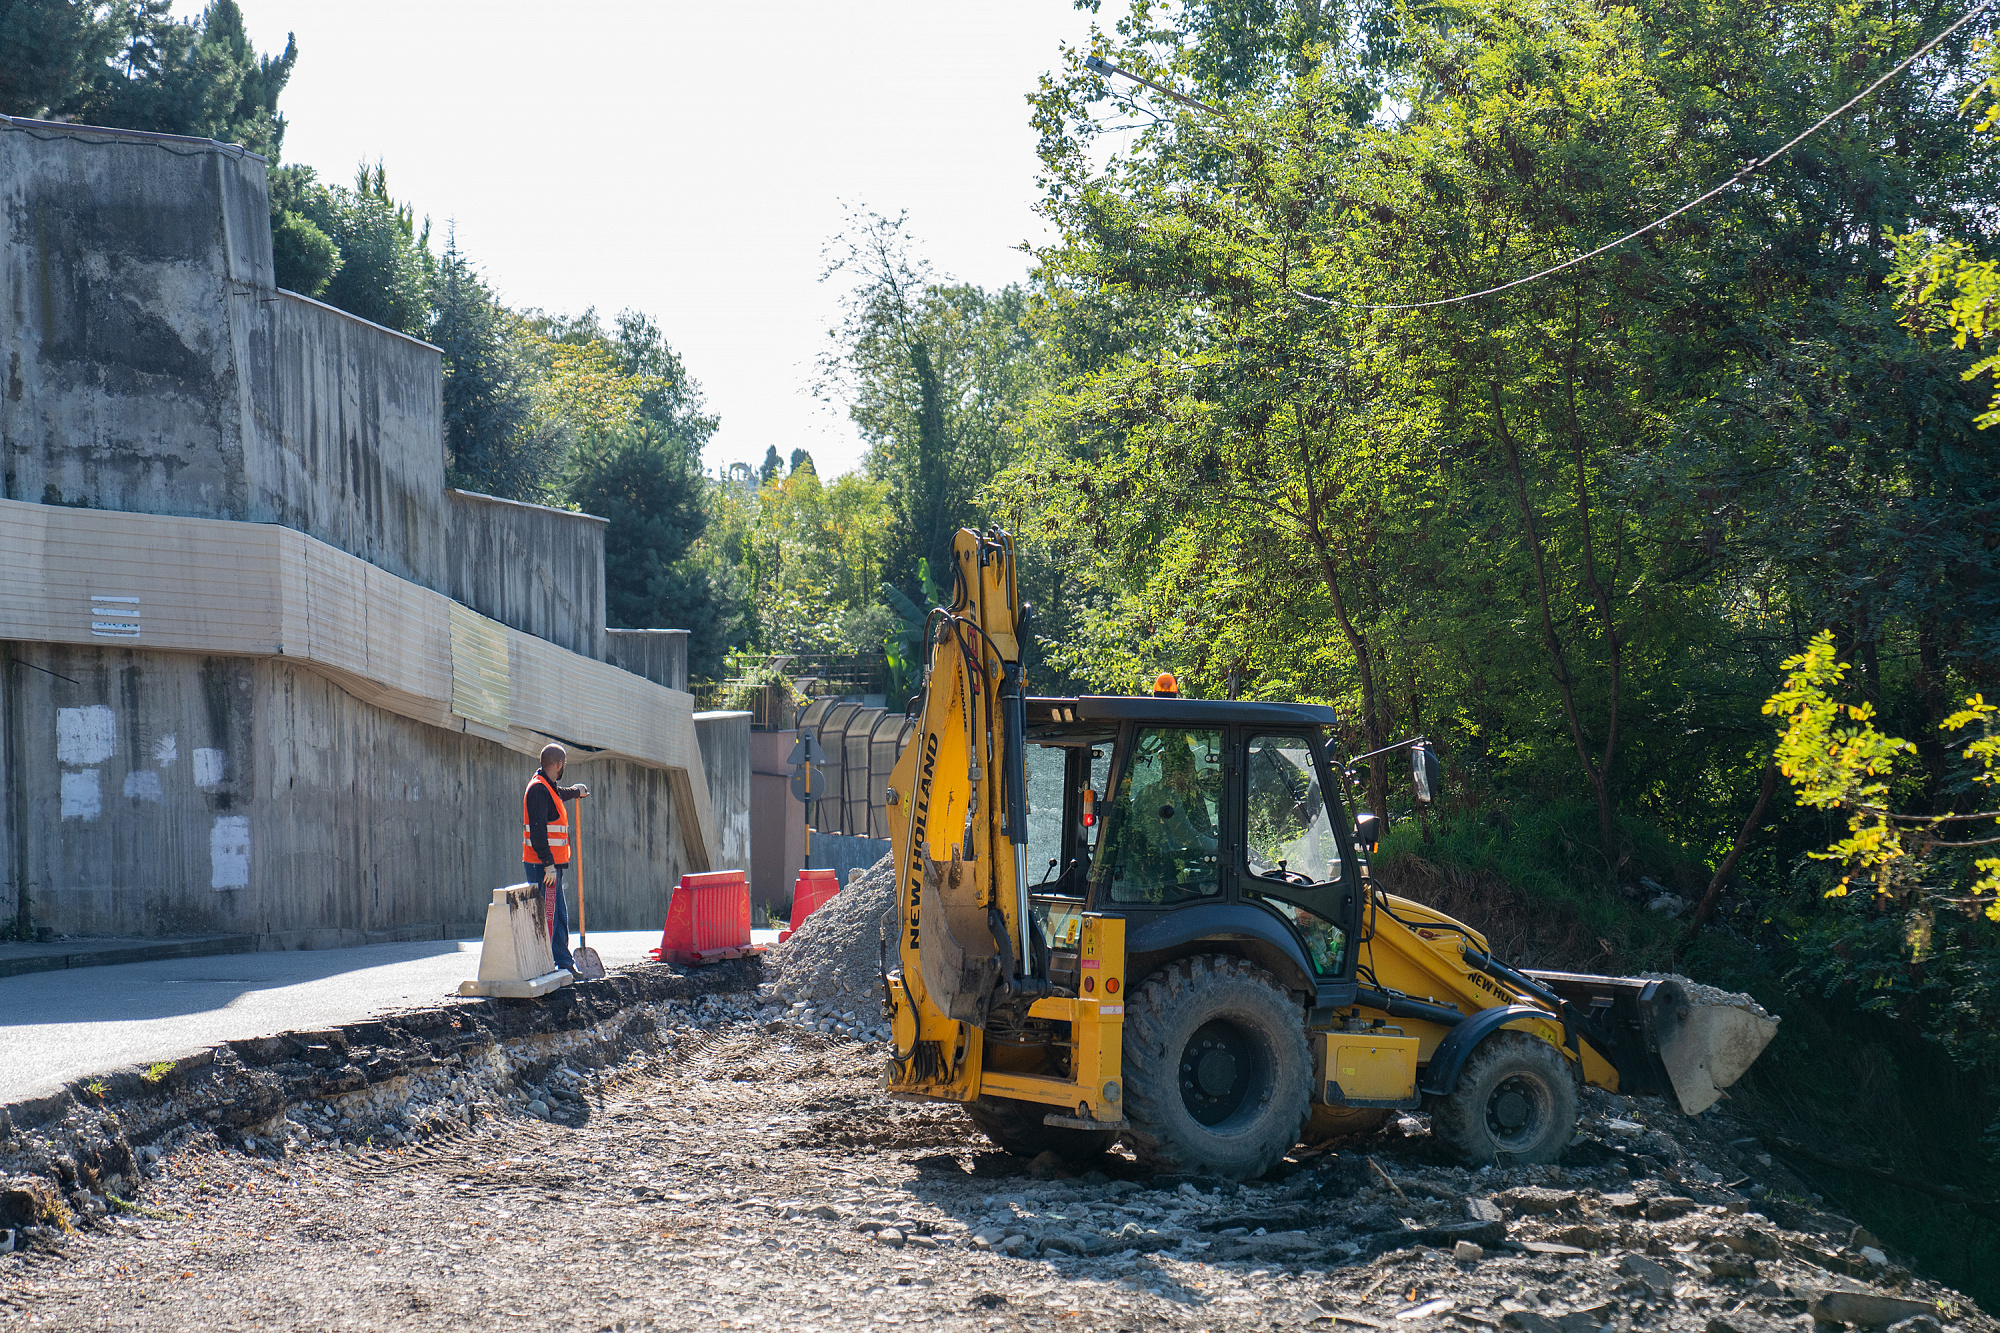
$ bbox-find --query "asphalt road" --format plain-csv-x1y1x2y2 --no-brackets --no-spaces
0,929,755,1105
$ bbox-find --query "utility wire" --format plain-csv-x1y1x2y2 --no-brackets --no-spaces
1088,0,1995,311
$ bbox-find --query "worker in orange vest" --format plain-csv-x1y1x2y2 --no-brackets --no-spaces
523,743,590,972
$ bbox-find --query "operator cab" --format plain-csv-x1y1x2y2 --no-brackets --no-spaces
1024,695,1365,1009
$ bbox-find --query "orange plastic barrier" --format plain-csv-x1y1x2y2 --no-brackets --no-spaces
650,869,763,965
778,867,841,943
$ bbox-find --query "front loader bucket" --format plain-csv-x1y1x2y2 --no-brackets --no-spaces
1526,970,1779,1115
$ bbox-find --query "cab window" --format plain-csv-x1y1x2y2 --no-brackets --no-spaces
1244,733,1343,884
1101,726,1224,905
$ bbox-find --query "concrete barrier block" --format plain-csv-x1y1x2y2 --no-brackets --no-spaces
458,884,572,998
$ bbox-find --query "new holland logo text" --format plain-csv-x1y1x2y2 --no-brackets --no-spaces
906,732,940,951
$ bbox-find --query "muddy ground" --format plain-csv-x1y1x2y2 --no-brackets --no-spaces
0,986,1988,1333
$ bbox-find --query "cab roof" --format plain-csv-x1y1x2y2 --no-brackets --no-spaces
1027,695,1338,728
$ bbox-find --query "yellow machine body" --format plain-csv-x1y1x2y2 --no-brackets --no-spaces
882,529,1126,1125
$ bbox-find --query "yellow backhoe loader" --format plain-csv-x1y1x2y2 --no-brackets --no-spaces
882,528,1777,1179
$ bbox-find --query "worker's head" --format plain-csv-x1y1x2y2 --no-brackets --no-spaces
540,742,566,779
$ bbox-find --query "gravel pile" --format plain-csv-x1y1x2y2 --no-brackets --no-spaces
1638,971,1776,1019
772,853,897,1013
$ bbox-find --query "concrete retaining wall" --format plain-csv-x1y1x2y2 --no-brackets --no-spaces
0,641,693,944
694,712,752,879
604,629,688,693
444,490,606,660
0,122,451,595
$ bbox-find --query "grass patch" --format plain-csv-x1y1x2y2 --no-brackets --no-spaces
140,1061,176,1084
1371,800,1703,969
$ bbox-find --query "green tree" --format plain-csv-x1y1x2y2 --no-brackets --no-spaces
817,209,1042,607
289,163,433,335
432,233,549,501
7,0,298,157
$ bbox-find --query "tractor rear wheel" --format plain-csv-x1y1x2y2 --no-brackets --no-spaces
966,1096,1118,1161
1426,1030,1577,1165
1122,954,1311,1181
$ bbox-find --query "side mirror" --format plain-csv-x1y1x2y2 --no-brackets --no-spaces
1412,743,1442,805
1354,811,1382,854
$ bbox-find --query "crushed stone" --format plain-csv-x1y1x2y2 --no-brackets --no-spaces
1637,971,1775,1019
772,852,897,1011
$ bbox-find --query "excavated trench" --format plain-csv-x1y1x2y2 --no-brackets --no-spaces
0,952,1992,1332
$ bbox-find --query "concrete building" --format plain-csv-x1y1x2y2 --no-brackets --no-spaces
0,116,748,948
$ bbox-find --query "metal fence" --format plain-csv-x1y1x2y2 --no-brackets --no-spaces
797,697,916,837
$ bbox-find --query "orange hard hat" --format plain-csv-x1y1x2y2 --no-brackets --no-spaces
1153,672,1180,697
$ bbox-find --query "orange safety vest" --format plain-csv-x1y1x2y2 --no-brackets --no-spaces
521,772,571,865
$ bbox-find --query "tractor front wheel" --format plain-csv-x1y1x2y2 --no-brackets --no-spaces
1426,1030,1577,1165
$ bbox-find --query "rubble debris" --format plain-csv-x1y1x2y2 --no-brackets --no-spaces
1637,971,1776,1019
0,998,1989,1333
768,853,897,1030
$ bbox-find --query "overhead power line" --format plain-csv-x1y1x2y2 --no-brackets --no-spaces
1083,0,1996,311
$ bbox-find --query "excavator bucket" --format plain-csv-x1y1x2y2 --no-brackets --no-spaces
915,851,1001,1024
1526,971,1779,1115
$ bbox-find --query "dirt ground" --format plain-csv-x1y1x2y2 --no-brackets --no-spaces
0,1000,1988,1333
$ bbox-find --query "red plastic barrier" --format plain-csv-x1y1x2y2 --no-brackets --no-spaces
650,869,760,965
778,867,841,943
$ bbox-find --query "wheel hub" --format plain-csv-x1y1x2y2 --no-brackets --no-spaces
1179,1019,1259,1126
1485,1074,1544,1145
1195,1047,1237,1096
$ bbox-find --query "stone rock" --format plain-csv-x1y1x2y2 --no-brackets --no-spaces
1040,1232,1094,1256
1605,1120,1644,1138
1501,1187,1578,1214
1859,1247,1889,1268
1720,1227,1783,1260
997,1233,1028,1253
1645,1196,1698,1221
1467,1198,1505,1225
906,1233,938,1249
1884,1317,1943,1333
1707,1316,1781,1333
1708,1254,1759,1280
1505,1312,1608,1333
1454,1240,1484,1262
1521,1242,1590,1258
1805,1290,1936,1328
1558,1225,1603,1250
1413,1219,1507,1248
526,1100,550,1119
1028,1150,1067,1180
876,1228,906,1248
1618,1254,1676,1292
1603,1193,1644,1216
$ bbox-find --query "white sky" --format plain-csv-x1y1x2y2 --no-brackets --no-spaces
202,1,1112,478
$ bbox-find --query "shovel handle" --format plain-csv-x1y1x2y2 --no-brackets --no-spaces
573,797,587,944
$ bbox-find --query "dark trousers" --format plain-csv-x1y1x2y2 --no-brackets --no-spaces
526,863,574,972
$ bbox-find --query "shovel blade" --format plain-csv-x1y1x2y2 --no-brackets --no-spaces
570,946,606,981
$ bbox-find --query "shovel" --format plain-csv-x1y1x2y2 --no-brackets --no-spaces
569,796,605,981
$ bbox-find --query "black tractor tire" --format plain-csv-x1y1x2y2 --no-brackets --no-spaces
1122,954,1312,1181
1426,1029,1578,1166
966,1096,1118,1161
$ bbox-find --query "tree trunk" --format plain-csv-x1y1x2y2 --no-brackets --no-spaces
1490,382,1618,871
1675,762,1778,959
